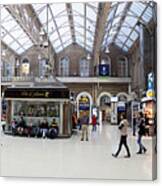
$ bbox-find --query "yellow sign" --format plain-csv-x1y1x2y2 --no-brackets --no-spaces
146,90,155,98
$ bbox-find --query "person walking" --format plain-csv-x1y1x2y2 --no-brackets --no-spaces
136,112,147,154
80,111,89,141
112,114,131,158
133,113,137,136
92,114,97,132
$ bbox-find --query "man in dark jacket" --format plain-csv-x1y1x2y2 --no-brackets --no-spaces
137,112,147,154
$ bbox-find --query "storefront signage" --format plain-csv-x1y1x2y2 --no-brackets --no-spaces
4,88,70,99
111,96,118,102
146,89,155,98
147,72,154,90
99,64,109,76
79,96,90,111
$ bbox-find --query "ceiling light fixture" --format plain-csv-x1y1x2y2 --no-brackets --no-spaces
105,46,110,54
39,27,45,36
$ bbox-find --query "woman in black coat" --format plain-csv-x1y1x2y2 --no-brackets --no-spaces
137,112,147,154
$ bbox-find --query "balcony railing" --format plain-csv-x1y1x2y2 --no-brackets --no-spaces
1,75,131,85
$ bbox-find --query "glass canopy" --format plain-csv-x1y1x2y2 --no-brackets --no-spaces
0,2,156,55
0,6,33,55
102,1,155,52
32,2,98,53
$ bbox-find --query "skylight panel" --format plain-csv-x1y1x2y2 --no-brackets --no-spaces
63,39,72,48
16,48,25,54
86,6,96,21
117,34,127,43
124,16,138,27
142,6,152,23
120,26,132,36
50,32,59,42
130,2,146,16
3,34,14,44
125,39,133,48
115,41,123,48
72,3,84,15
115,2,127,16
50,3,65,17
10,42,20,50
130,30,138,41
123,46,128,52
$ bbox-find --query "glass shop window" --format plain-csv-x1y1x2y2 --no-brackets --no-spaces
13,101,60,125
59,56,69,76
79,58,90,77
117,57,128,77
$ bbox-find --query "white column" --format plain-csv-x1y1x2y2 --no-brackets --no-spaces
128,83,131,95
59,102,63,135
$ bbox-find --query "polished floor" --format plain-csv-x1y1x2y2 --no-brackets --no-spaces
0,124,156,180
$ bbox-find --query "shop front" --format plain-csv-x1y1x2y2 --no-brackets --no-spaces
4,85,72,137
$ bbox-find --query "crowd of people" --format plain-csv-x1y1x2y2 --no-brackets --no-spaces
3,114,59,139
1,110,155,157
72,110,152,158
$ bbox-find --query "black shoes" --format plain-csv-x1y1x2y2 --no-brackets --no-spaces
112,154,117,158
136,151,142,154
81,138,89,141
137,148,147,154
112,154,131,158
143,148,147,154
124,155,131,158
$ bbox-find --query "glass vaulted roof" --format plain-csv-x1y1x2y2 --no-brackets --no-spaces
102,1,155,52
32,2,98,53
0,6,33,55
0,2,156,55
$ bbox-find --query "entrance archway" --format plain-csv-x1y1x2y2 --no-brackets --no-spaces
116,92,129,123
97,92,112,124
76,92,93,122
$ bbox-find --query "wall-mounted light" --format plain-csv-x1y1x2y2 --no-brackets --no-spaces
87,53,91,60
2,50,6,57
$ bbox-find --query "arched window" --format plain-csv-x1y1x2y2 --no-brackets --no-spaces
59,56,69,76
21,58,30,76
79,57,89,77
117,57,128,77
3,60,14,77
38,58,48,78
100,56,111,76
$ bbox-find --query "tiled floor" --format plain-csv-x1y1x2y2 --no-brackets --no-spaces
0,124,156,180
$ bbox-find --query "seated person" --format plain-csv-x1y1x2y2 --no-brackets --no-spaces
40,119,49,138
17,116,26,135
1,116,6,132
11,118,18,134
47,118,59,139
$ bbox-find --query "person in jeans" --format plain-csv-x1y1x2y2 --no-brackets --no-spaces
112,114,131,158
80,111,89,141
136,112,147,154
